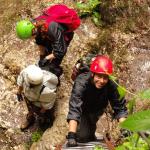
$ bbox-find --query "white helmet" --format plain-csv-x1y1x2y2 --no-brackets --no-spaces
26,65,43,85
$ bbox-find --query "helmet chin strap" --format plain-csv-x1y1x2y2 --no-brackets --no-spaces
90,73,95,85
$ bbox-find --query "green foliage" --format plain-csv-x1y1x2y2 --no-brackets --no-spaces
116,133,149,150
117,85,126,100
119,95,150,149
126,88,150,114
120,110,150,132
127,98,136,114
138,89,150,100
93,145,104,150
92,12,101,26
76,0,101,15
109,75,126,100
23,130,43,149
109,75,117,81
109,75,150,148
31,130,43,143
76,0,101,26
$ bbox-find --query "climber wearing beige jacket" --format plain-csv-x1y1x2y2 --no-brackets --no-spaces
17,65,58,130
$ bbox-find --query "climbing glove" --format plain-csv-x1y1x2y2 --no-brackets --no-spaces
66,132,78,147
16,93,23,102
120,128,132,138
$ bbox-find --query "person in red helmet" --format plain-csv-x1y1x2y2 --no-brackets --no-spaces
66,55,128,147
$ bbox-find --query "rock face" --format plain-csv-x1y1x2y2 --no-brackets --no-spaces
0,0,149,150
0,2,99,149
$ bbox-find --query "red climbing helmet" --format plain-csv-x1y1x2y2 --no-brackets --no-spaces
90,55,113,75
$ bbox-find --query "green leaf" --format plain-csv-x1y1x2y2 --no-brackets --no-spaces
109,75,117,81
109,75,126,100
92,16,100,26
116,133,149,149
76,3,89,11
89,0,101,9
76,0,101,18
120,110,150,132
127,98,136,114
94,145,104,150
138,89,150,100
117,85,126,100
31,130,43,142
115,145,126,150
93,12,101,18
89,0,101,5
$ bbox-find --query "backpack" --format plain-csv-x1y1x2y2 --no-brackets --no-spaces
35,4,80,42
34,4,80,45
35,70,58,110
71,54,97,81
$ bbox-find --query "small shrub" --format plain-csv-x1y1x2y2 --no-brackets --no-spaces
31,130,43,143
94,145,105,150
76,0,101,26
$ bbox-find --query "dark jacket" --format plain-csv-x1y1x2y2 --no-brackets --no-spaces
35,21,74,65
67,72,128,123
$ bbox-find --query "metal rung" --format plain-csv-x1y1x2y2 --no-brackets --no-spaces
62,140,109,150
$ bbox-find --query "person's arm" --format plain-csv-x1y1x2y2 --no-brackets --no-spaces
108,80,128,121
38,45,45,56
66,74,87,147
67,74,86,126
47,22,67,61
45,53,55,61
16,70,24,101
118,117,126,123
69,120,78,133
38,45,55,66
67,120,78,147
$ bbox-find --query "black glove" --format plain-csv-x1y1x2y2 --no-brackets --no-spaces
16,93,23,102
120,129,132,138
66,132,77,147
39,58,49,67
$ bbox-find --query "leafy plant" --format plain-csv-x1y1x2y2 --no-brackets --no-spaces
109,75,127,100
138,89,150,100
116,133,149,150
31,130,43,143
109,74,150,149
76,0,101,26
94,145,105,150
119,89,150,149
121,110,150,132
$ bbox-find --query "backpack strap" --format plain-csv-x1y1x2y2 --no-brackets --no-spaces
40,85,46,94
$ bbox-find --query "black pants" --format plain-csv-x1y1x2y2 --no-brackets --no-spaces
26,100,55,129
77,111,103,142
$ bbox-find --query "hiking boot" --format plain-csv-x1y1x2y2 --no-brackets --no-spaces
29,119,40,132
